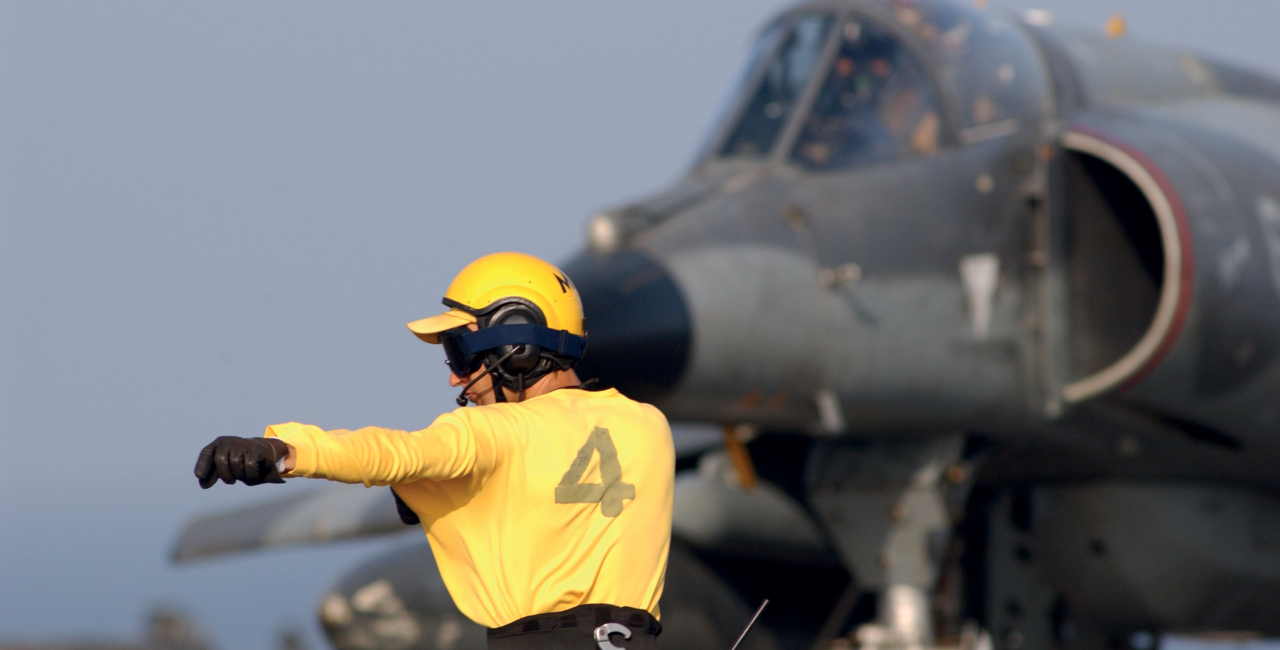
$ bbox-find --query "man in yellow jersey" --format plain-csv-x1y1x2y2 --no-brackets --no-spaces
193,252,675,650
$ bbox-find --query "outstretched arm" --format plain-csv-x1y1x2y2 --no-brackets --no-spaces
264,418,493,486
193,412,500,489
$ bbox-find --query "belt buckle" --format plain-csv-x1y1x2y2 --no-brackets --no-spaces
593,623,632,650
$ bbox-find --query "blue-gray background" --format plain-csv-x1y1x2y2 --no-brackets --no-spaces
2,2,1278,648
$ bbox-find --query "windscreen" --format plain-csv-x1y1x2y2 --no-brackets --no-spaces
882,0,1048,131
719,14,834,158
792,17,941,170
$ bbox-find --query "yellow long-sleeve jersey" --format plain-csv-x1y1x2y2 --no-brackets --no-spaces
264,388,674,629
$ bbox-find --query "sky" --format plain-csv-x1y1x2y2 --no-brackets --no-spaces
2,1,1279,649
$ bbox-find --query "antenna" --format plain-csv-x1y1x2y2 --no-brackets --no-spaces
729,599,769,650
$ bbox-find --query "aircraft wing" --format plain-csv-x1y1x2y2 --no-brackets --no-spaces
171,485,409,562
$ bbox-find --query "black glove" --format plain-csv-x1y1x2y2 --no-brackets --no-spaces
194,436,289,488
391,488,421,525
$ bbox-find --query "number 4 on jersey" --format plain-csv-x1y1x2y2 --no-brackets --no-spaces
555,427,635,517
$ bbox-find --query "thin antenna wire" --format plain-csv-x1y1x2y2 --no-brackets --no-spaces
729,599,769,650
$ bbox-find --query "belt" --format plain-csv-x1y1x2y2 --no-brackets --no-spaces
488,605,661,650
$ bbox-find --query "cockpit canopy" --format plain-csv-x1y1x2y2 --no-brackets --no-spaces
701,0,1050,171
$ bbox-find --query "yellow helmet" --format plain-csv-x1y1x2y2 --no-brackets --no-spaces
407,252,585,344
410,253,587,402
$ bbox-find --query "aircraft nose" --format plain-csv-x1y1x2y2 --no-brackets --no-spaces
562,249,692,403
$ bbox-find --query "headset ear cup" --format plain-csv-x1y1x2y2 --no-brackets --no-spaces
507,344,541,372
489,344,540,373
485,302,545,381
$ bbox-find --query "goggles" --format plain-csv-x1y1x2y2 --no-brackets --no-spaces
439,327,483,376
437,324,587,376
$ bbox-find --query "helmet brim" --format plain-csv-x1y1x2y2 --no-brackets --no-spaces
406,309,475,344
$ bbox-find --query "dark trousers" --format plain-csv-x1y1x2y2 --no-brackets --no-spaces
487,604,661,650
